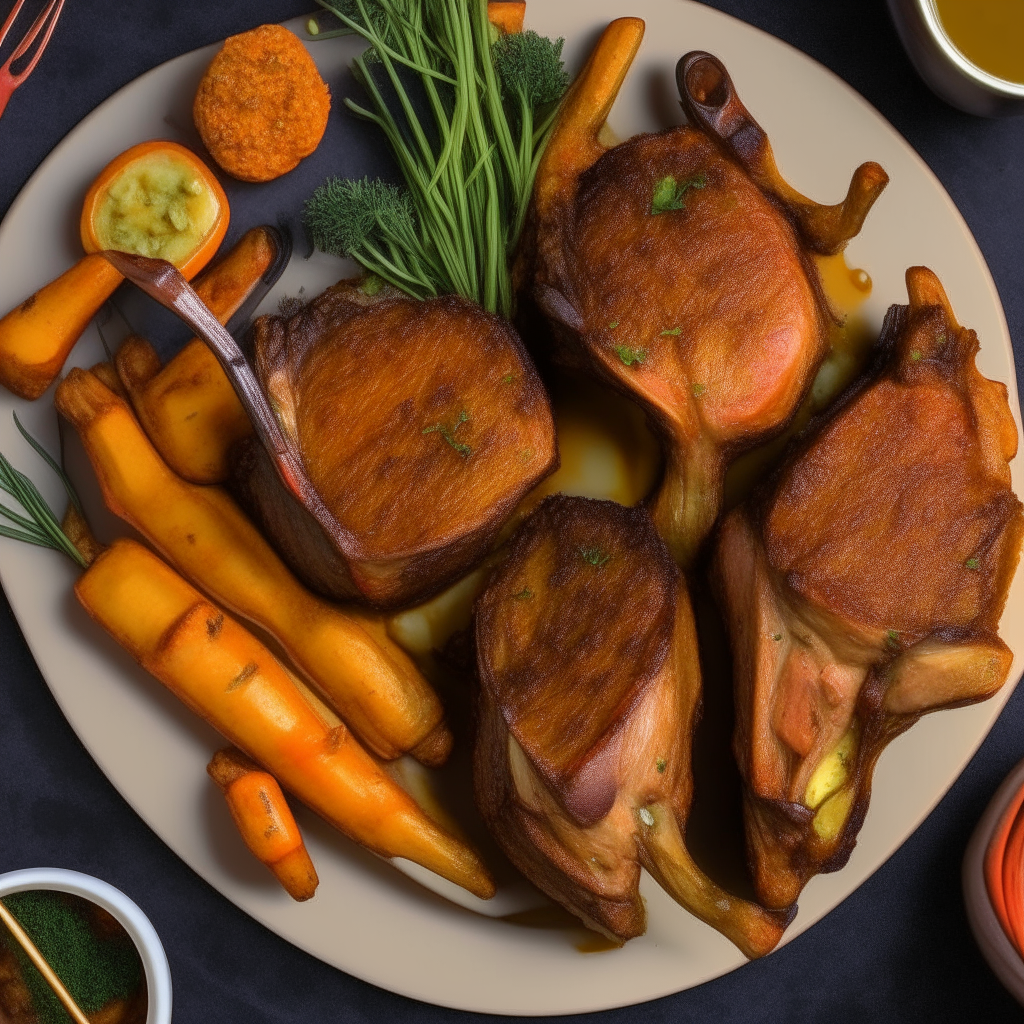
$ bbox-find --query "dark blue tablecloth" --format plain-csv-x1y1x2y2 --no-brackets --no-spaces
1,1,1023,1020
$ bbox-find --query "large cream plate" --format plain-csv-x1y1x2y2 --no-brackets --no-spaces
0,2,1020,1016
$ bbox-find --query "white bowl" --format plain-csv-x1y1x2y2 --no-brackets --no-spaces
0,868,172,1024
963,758,1024,1007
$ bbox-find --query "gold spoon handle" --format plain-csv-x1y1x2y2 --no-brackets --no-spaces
0,898,92,1024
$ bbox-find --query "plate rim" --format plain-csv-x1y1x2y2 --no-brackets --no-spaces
0,0,1021,1015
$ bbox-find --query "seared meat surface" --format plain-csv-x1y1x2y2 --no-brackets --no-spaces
232,280,557,609
522,21,887,567
713,267,1023,909
475,494,789,957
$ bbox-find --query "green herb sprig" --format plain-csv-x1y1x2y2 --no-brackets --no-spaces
579,546,611,568
0,414,86,568
614,345,646,367
305,0,569,318
423,408,472,456
651,173,706,215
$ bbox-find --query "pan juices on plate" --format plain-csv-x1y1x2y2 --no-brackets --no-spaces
713,267,1024,909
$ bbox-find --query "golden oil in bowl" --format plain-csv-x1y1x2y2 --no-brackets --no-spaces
934,0,1024,85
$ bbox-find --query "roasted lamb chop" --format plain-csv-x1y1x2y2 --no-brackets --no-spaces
475,494,790,957
521,20,888,567
713,267,1023,909
231,280,558,609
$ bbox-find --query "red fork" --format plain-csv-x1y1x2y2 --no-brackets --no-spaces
0,0,67,121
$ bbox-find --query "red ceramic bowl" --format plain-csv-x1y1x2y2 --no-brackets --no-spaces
963,756,1024,1006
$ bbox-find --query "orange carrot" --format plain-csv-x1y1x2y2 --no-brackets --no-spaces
0,141,228,401
55,367,451,765
116,226,278,483
0,257,123,400
488,1,526,34
208,747,319,901
75,538,494,899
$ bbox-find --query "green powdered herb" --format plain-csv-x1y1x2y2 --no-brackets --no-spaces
1,891,142,1024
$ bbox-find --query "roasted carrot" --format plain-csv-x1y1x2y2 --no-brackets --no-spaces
116,226,278,483
532,18,645,220
0,257,124,400
75,538,493,898
208,747,319,901
55,367,451,766
487,1,525,34
0,141,228,401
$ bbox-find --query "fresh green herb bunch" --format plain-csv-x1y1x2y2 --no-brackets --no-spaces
305,0,569,318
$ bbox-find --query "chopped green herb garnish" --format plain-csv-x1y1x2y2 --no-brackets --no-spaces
692,382,706,397
772,633,783,642
965,557,981,570
608,320,620,330
501,372,514,385
911,349,922,361
579,546,611,568
360,273,384,296
513,587,534,601
651,173,706,215
937,332,948,348
656,757,667,773
614,345,646,367
885,628,900,652
660,326,681,336
423,409,471,457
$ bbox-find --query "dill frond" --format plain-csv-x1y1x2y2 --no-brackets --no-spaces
307,0,570,317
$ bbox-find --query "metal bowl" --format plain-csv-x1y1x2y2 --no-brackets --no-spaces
886,0,1024,116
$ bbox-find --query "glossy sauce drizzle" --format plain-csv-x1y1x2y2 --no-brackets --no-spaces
723,253,874,508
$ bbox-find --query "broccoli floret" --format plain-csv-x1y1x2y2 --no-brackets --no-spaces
492,30,569,111
304,177,441,299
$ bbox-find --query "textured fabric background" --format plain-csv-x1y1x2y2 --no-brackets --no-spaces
0,1,1022,1021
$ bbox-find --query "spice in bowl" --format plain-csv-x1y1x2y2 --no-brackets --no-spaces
0,891,146,1024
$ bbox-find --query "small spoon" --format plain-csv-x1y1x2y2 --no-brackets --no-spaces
0,897,91,1024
